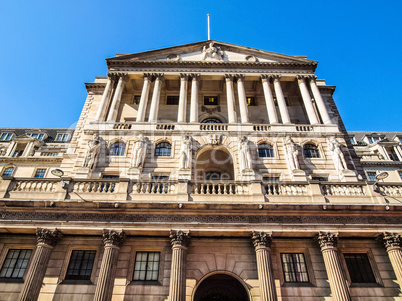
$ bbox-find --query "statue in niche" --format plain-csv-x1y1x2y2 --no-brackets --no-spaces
328,137,348,174
83,134,101,170
131,134,147,168
201,42,224,61
239,136,252,171
285,137,300,171
179,135,192,170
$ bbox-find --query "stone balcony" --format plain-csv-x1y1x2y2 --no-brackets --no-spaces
0,177,401,205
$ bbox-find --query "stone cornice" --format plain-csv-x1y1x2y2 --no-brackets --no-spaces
85,83,106,93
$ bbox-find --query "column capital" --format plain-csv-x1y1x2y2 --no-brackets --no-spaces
252,231,272,250
143,73,153,80
190,73,200,81
102,229,126,248
107,72,117,81
260,74,270,81
380,232,402,251
170,230,191,248
316,231,338,251
296,74,315,81
36,228,63,247
236,74,245,81
152,73,164,80
179,73,189,81
224,74,235,82
114,72,129,82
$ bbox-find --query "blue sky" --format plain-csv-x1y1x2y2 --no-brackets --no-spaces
0,0,401,131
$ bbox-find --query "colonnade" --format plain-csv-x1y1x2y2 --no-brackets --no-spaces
16,229,402,301
94,72,332,125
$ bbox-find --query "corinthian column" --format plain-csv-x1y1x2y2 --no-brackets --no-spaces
261,75,279,124
136,73,152,122
316,232,351,301
107,73,128,122
309,76,332,124
380,232,402,291
237,74,249,124
148,73,164,123
168,230,191,301
189,74,200,123
225,74,236,123
178,74,189,123
272,75,291,124
93,230,126,301
18,228,63,301
297,75,319,125
251,232,277,301
95,73,115,121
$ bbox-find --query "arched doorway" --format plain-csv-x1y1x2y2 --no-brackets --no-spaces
195,146,234,181
194,274,250,301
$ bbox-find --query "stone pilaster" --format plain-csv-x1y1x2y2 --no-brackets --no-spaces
272,75,291,124
148,73,164,122
93,230,126,301
237,74,249,123
177,74,189,123
316,232,351,301
297,75,320,125
225,74,236,123
95,73,115,121
261,75,279,124
18,228,63,301
107,73,128,122
380,232,402,291
168,230,191,301
251,232,277,301
136,73,152,122
189,74,200,123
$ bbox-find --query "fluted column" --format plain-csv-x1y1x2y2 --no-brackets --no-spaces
136,73,152,122
297,75,320,125
251,232,277,301
261,75,279,124
237,74,249,124
107,73,128,122
225,74,236,123
189,74,200,123
93,230,126,301
18,228,63,301
95,73,115,121
148,73,164,123
168,230,191,301
309,76,332,124
272,75,291,124
380,232,402,291
177,74,189,123
316,232,351,301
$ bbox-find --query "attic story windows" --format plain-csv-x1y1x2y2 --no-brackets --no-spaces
0,133,12,141
56,134,69,142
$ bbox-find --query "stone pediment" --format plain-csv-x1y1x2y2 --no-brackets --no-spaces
107,40,316,65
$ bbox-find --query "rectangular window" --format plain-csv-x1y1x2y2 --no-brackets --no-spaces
0,249,32,279
12,150,23,158
368,136,380,144
0,133,12,141
28,133,44,141
388,150,400,162
133,252,160,281
56,134,69,142
132,95,141,105
367,172,377,182
350,137,356,144
204,96,218,105
312,176,328,182
344,253,376,283
34,169,46,178
246,97,256,106
2,167,14,177
262,176,280,182
280,253,309,283
65,250,96,281
399,171,402,180
166,96,179,105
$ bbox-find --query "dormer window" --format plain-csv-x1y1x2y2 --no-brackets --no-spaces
0,133,12,141
349,137,356,145
56,133,69,142
367,136,381,144
28,133,45,141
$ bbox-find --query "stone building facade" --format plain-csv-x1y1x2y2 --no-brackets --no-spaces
0,40,401,301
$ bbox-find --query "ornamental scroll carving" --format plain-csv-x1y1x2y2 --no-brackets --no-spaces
170,230,191,248
380,232,402,251
251,231,272,250
102,229,126,248
316,232,338,250
36,228,63,247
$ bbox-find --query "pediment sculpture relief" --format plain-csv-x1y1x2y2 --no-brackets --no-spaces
201,42,224,61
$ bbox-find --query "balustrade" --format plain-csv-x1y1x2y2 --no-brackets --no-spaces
156,124,175,130
113,123,132,130
377,184,402,196
264,183,308,196
253,125,270,132
320,184,366,196
192,182,248,195
12,179,57,193
131,181,174,194
199,124,228,131
296,125,313,132
73,180,117,193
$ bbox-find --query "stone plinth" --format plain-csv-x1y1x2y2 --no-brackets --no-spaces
291,169,307,181
128,167,142,180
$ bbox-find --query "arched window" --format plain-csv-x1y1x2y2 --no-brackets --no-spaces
304,143,320,158
2,166,14,177
110,142,126,156
201,118,222,124
155,142,171,157
258,143,274,158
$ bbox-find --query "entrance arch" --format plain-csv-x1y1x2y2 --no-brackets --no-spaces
195,146,234,181
193,273,250,301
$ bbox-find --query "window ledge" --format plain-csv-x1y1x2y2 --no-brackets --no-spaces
282,282,314,287
0,278,24,283
129,280,162,286
60,279,93,285
349,283,382,288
